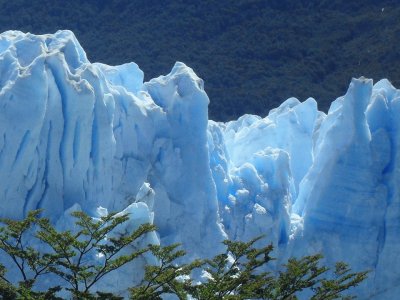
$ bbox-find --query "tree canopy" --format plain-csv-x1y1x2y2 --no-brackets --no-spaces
0,209,367,299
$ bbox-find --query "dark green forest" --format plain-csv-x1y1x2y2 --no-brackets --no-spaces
0,0,399,120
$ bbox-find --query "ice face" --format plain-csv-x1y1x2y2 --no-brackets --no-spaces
209,78,400,297
0,30,399,298
0,30,225,271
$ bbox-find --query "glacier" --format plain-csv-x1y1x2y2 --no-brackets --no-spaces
0,30,399,298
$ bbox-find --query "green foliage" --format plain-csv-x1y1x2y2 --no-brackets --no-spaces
0,209,155,299
0,210,367,299
130,243,203,300
0,210,62,299
185,237,275,299
131,236,367,300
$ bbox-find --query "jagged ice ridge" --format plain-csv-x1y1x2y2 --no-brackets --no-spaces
0,30,399,298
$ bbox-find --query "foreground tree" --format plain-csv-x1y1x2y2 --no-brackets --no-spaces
0,210,155,299
134,236,367,300
130,243,203,299
0,210,367,299
0,210,63,299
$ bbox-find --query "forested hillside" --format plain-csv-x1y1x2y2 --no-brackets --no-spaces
0,0,399,120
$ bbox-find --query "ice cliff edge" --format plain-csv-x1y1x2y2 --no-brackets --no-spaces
0,30,400,298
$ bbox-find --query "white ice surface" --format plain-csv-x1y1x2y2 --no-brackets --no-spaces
0,31,399,298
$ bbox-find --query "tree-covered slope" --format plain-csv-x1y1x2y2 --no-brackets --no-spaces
0,0,398,120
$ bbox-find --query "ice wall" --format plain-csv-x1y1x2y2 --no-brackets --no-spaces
209,77,400,298
0,30,225,266
0,30,399,298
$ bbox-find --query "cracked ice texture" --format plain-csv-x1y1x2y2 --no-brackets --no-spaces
1,30,400,298
0,30,225,262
